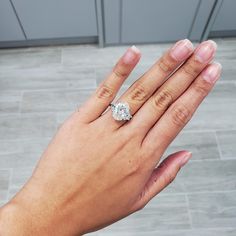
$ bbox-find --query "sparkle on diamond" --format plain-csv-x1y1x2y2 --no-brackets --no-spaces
111,102,132,121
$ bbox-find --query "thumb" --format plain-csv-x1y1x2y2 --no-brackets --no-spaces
132,150,191,211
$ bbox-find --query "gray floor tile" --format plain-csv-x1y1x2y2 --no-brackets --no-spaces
216,130,236,159
0,139,49,169
0,47,61,69
0,101,20,113
0,114,56,140
0,66,96,91
206,82,236,103
62,45,118,67
98,194,190,233
0,90,22,102
0,153,40,169
179,159,236,193
0,169,10,201
0,90,22,114
162,159,236,194
90,228,236,236
21,89,93,113
165,131,220,160
220,60,236,81
0,138,50,156
185,101,236,131
189,191,236,228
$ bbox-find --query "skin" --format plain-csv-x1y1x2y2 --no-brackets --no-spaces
0,39,221,235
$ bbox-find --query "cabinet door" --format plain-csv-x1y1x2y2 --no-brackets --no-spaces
211,0,236,35
121,0,199,43
0,0,25,42
12,0,98,39
103,0,215,45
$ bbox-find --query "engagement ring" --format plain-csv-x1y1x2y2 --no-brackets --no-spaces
110,102,132,121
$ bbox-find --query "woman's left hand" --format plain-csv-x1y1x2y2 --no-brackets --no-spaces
0,39,221,236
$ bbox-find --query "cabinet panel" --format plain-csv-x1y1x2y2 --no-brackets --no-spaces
121,0,200,43
190,0,216,41
103,0,120,44
0,0,25,42
12,0,98,39
212,0,236,31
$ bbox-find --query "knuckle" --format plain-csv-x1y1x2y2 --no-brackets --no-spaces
171,104,192,127
127,157,142,175
96,83,114,99
158,56,173,74
113,67,129,79
164,170,176,184
129,82,148,102
193,79,211,97
159,162,177,185
182,61,200,78
152,90,173,110
136,203,146,212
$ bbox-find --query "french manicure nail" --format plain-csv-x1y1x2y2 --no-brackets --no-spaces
170,39,194,61
131,45,140,54
202,62,222,83
180,152,192,167
123,45,140,64
195,40,217,63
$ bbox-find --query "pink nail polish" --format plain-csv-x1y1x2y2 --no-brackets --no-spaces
170,39,193,61
123,45,140,64
202,62,222,83
195,40,217,63
180,152,192,167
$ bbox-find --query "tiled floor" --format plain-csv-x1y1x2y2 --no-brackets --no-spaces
0,38,236,235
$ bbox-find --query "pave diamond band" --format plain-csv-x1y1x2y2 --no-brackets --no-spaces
110,102,132,121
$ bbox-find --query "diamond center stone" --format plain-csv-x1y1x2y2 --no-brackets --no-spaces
111,102,132,121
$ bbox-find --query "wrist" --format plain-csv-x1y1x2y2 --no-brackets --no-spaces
0,190,84,236
0,201,35,236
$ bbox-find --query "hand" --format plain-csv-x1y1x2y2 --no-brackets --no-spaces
0,39,221,235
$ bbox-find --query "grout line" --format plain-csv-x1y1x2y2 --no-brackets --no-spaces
185,194,193,229
18,90,24,114
6,168,13,201
214,130,224,160
219,156,236,160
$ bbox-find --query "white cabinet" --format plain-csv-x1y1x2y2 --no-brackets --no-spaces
0,0,25,42
12,0,98,39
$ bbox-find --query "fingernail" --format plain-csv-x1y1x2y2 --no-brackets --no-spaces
123,45,140,64
195,40,217,63
131,45,140,54
180,152,192,167
202,62,222,83
170,39,194,61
